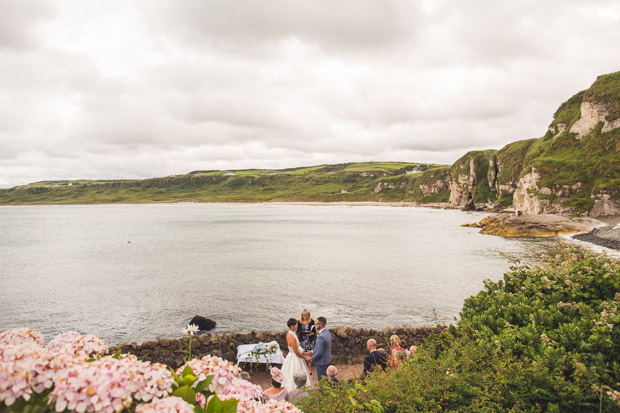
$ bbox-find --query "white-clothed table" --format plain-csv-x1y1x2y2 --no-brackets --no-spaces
236,343,285,366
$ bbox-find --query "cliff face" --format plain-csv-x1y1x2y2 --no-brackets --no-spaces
448,150,497,210
436,71,620,216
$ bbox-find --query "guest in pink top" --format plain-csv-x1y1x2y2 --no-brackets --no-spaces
263,367,290,401
390,335,404,367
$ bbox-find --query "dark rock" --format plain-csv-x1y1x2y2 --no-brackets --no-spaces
142,340,159,349
334,326,348,339
189,315,217,331
573,227,620,251
463,193,476,211
255,330,267,342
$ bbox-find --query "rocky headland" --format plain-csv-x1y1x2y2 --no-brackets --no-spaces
463,213,620,252
465,213,601,237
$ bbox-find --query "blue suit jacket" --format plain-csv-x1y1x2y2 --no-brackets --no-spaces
310,329,332,366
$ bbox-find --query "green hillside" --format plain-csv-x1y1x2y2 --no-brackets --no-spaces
2,71,620,215
0,162,448,205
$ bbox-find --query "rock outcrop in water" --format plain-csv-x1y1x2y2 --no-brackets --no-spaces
189,315,217,331
468,214,600,238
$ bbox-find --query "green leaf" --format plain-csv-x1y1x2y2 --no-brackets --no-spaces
206,395,239,413
182,364,195,378
173,384,197,404
183,374,197,386
170,367,183,385
195,375,214,393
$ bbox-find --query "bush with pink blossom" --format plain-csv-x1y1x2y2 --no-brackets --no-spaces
0,328,44,346
0,327,306,413
135,396,195,413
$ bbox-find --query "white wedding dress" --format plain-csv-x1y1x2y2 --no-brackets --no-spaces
281,331,313,392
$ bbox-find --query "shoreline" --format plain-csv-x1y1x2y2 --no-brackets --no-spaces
4,200,619,253
570,216,620,254
259,201,454,209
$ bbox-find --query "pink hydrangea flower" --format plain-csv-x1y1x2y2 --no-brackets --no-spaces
195,392,206,408
46,332,107,356
0,328,44,346
177,355,240,394
31,346,90,394
49,354,173,413
45,332,83,351
219,394,302,413
135,396,195,413
219,394,264,412
263,399,303,412
0,343,47,406
221,379,263,401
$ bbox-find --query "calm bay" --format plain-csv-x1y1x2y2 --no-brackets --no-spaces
0,204,560,346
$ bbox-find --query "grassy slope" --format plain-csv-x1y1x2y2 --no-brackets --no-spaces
0,162,449,205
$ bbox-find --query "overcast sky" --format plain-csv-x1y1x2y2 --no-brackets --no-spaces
1,0,619,187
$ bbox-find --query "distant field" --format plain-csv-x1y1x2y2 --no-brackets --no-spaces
0,162,449,205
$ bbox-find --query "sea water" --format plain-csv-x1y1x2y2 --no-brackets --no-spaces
0,204,560,346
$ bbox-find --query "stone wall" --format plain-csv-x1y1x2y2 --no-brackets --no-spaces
109,326,434,369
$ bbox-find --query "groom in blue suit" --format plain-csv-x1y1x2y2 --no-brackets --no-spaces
310,316,332,384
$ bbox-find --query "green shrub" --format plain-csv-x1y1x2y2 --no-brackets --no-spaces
299,248,620,412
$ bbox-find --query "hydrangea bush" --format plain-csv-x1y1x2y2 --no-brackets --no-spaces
0,328,302,412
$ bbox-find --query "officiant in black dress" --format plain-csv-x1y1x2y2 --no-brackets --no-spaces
297,309,316,372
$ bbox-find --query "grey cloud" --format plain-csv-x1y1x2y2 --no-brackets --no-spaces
147,0,422,54
1,0,619,188
0,0,56,51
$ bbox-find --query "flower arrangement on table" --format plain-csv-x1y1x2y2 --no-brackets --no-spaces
0,326,301,413
246,341,280,369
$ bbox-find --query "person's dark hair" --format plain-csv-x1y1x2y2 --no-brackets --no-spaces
272,379,281,388
317,316,327,326
287,318,297,328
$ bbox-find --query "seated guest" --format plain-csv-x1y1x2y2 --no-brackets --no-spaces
362,339,387,377
409,345,418,357
238,371,251,382
288,371,310,404
263,367,289,401
390,335,404,366
393,349,406,368
325,365,339,386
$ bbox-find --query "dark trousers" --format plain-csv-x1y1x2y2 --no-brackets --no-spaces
316,364,328,384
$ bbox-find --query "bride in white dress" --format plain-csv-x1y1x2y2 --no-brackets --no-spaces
281,318,313,392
